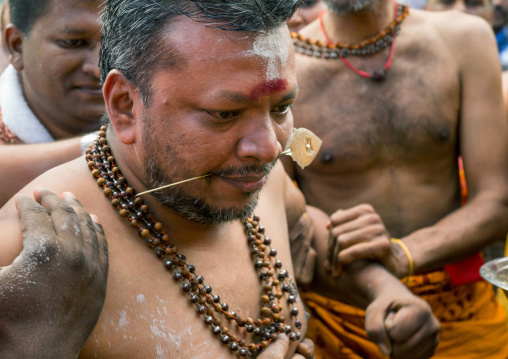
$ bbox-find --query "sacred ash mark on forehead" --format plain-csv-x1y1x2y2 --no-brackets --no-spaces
249,29,289,81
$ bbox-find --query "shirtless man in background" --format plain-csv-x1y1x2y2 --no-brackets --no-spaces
286,0,508,356
0,0,440,358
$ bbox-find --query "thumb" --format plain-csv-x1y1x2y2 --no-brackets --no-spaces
257,334,290,359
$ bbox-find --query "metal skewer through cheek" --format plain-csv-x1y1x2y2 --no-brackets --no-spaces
136,174,212,196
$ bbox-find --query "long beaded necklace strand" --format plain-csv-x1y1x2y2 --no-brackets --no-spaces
86,126,302,357
291,2,409,81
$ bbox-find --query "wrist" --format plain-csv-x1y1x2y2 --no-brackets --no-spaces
391,238,413,281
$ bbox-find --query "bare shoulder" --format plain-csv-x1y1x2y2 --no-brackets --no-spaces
0,157,96,266
408,9,495,49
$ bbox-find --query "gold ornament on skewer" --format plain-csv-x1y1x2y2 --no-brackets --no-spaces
281,128,322,169
137,128,322,196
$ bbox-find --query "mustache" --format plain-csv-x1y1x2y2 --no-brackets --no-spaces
209,160,277,178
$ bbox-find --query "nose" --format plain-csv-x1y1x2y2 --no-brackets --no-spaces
83,43,101,80
237,117,282,165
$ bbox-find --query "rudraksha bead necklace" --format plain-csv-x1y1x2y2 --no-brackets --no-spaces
291,3,409,59
291,3,409,81
86,126,302,357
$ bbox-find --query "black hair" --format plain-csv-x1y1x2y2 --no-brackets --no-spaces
100,0,300,105
9,0,52,35
9,0,101,36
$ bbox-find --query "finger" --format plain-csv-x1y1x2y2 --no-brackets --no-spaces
15,194,55,252
331,230,341,274
63,192,98,250
338,241,391,267
258,334,289,359
329,204,374,226
35,189,82,243
15,193,72,268
389,323,439,359
325,224,335,272
329,214,385,242
365,305,392,357
384,303,434,343
90,214,109,272
297,338,315,359
390,330,439,359
334,225,388,250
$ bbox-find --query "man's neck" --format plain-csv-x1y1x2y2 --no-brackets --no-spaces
322,0,395,44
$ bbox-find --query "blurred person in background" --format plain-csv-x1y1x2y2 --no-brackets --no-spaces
0,0,104,208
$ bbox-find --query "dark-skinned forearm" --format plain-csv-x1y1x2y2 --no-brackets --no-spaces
403,192,508,274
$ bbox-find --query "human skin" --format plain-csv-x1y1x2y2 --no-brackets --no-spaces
288,0,328,33
425,0,493,23
0,190,108,359
0,0,104,208
502,71,508,115
0,16,439,359
285,0,508,278
6,0,103,139
493,0,508,31
0,2,10,73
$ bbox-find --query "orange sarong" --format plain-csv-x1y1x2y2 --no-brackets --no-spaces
303,270,508,358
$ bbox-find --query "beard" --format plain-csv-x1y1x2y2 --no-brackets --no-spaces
322,0,377,14
141,114,277,226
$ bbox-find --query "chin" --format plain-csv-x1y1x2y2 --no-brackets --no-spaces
156,191,260,226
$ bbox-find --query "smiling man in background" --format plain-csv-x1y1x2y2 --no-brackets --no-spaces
0,0,104,207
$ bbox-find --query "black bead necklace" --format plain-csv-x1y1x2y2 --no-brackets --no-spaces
85,126,302,357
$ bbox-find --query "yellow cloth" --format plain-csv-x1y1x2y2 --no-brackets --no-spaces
495,234,508,325
303,270,508,359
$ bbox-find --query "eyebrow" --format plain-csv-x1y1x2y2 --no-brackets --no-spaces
218,84,300,104
57,27,98,36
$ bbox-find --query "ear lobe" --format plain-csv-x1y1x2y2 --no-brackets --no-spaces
103,69,140,145
5,24,24,70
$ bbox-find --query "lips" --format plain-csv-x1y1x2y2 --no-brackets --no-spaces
74,84,103,97
219,175,267,192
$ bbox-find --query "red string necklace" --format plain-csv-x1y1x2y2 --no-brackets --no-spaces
318,2,399,81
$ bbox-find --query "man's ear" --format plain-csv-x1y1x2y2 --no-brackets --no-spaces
5,24,24,70
103,70,141,145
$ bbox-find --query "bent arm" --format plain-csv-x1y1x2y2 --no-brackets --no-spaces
402,18,508,273
0,138,81,207
307,206,439,359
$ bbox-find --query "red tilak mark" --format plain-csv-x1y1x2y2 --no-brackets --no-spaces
249,79,288,101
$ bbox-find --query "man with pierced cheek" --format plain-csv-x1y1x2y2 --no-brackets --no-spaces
0,0,438,358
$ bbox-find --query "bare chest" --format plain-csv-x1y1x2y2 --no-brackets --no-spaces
293,44,460,175
79,206,304,359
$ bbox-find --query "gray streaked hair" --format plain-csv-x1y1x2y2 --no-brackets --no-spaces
100,0,300,106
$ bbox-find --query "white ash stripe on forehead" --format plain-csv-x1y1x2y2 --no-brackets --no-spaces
249,30,289,80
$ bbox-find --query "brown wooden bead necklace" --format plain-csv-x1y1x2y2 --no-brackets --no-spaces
291,3,409,59
85,126,302,357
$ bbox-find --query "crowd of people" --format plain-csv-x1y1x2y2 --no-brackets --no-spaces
1,0,507,358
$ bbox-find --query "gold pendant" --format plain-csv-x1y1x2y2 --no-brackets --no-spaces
282,128,322,169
